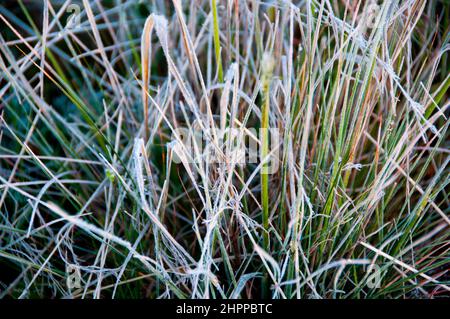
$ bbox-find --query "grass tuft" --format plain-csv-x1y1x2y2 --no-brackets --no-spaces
0,0,449,299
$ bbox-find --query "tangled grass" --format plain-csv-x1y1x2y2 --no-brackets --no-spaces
0,0,449,298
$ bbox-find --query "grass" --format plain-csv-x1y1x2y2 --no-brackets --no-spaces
0,0,449,299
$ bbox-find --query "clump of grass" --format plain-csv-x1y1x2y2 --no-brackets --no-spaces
0,0,449,299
